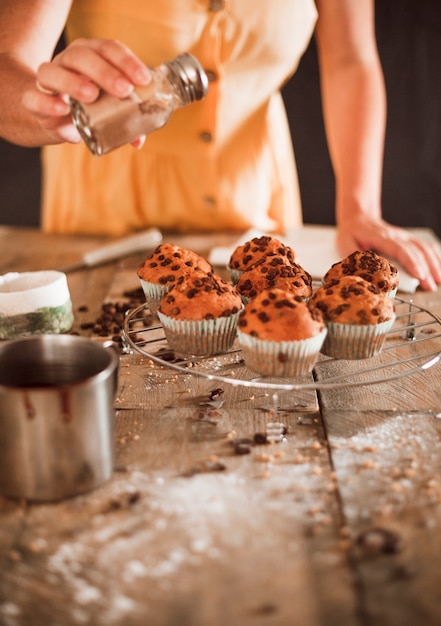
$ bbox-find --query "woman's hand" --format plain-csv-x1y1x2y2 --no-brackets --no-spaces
22,38,151,145
314,2,441,291
336,213,441,291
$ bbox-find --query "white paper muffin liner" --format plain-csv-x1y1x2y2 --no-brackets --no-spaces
139,278,169,316
386,287,398,300
237,328,327,378
240,294,252,305
157,309,242,356
320,315,396,360
227,267,243,285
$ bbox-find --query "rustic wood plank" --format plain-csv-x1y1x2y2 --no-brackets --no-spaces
316,288,441,625
3,227,441,626
320,408,441,626
0,405,358,626
0,227,106,273
0,232,359,626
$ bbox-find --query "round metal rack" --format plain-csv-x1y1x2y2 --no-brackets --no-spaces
122,296,441,391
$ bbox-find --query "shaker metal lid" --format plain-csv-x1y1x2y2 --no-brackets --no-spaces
168,53,209,103
69,97,101,156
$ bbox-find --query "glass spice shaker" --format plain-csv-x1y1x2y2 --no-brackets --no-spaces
70,52,209,156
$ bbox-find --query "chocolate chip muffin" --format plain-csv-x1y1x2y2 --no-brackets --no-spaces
308,276,396,359
236,288,327,377
228,235,298,284
323,250,399,298
158,273,242,356
236,256,312,302
137,243,212,314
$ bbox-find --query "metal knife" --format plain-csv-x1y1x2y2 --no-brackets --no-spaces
57,228,163,273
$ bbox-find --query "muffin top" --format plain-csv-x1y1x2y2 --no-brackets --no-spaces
236,257,313,300
308,276,395,325
323,250,399,293
229,236,298,272
159,273,242,321
237,288,325,341
137,244,212,285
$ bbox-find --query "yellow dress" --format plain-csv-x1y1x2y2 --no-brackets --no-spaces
42,0,318,235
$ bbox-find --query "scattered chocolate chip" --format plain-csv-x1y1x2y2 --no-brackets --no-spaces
155,349,181,362
230,437,254,455
253,603,278,616
75,287,150,352
234,443,252,455
80,322,95,330
181,459,227,477
356,526,402,556
105,490,141,512
209,388,225,401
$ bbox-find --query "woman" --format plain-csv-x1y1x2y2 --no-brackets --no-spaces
0,0,440,289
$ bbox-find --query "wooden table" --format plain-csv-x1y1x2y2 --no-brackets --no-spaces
1,227,441,626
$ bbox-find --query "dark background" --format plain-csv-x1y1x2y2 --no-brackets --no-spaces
1,1,440,234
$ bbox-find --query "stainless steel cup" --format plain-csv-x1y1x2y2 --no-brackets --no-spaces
0,334,119,501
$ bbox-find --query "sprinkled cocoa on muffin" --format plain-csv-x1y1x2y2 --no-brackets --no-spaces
323,250,399,298
308,275,395,359
236,288,327,377
228,235,298,283
159,273,241,320
236,256,312,302
137,243,212,314
158,273,242,356
309,276,394,325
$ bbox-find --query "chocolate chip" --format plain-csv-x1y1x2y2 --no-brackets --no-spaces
253,432,268,444
209,388,225,401
234,443,252,455
356,527,402,556
257,311,270,323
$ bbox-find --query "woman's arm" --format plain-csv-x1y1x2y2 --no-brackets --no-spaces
0,0,73,144
315,0,441,290
0,0,150,146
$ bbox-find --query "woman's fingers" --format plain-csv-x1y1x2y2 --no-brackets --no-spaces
47,38,151,100
388,239,437,291
22,38,152,144
22,87,81,143
337,218,441,291
412,238,441,284
36,60,100,102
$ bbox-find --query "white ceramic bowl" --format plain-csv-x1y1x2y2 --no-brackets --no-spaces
0,271,74,339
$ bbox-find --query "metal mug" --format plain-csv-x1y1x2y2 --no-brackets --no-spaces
0,334,119,501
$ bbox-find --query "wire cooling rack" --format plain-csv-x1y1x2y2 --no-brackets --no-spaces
122,296,441,391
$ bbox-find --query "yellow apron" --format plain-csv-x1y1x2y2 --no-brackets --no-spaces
42,0,317,235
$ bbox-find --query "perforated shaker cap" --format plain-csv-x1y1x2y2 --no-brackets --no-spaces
167,53,209,103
